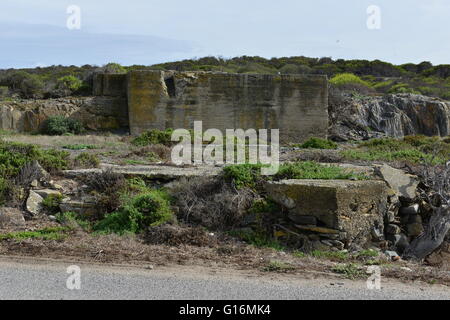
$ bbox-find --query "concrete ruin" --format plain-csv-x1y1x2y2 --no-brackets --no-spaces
94,71,329,143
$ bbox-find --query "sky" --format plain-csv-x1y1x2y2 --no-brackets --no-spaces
0,0,449,68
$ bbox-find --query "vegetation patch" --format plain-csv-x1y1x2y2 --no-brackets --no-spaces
41,116,84,136
0,227,70,241
332,263,365,279
93,189,174,235
62,144,99,150
72,153,100,168
132,129,174,147
0,141,69,178
342,136,449,164
311,250,349,261
42,194,63,215
263,261,295,273
295,137,338,150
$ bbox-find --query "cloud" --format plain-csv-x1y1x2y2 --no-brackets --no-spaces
0,22,196,68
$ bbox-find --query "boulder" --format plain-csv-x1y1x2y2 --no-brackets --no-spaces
265,179,388,246
59,197,97,216
34,189,62,199
375,164,419,200
0,207,25,228
26,191,44,215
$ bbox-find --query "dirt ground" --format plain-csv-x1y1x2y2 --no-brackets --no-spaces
1,216,450,287
1,133,450,286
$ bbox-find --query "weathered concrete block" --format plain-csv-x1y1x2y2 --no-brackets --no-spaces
265,179,388,245
127,70,328,143
93,74,127,97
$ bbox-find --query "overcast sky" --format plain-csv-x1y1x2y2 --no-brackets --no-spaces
1,0,449,68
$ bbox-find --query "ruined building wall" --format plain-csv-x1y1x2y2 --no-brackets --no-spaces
127,71,329,143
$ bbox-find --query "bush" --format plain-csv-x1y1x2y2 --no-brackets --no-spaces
0,141,69,178
170,176,257,230
93,190,174,234
223,164,265,190
330,73,370,87
42,116,84,135
274,161,365,180
72,153,100,169
131,129,174,147
83,170,127,217
56,75,83,92
42,194,63,215
342,136,449,164
297,137,338,149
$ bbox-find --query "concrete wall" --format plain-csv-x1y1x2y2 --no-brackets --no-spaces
93,74,127,97
127,71,328,143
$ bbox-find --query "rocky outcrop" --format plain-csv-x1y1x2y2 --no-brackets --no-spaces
330,93,450,141
0,96,128,133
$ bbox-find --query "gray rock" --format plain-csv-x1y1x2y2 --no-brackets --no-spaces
26,191,44,216
385,250,400,260
385,224,401,235
288,214,317,225
387,233,409,254
34,189,62,199
59,197,97,216
399,204,420,216
0,207,25,227
407,223,424,237
375,164,419,200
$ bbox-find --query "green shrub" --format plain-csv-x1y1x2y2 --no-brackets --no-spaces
42,116,84,135
330,73,370,87
0,141,69,178
94,190,174,234
42,194,63,214
229,229,284,251
0,227,69,241
72,153,100,168
55,212,91,231
311,250,349,261
131,129,174,147
332,263,364,279
56,75,83,92
342,136,449,164
223,164,265,190
0,178,9,205
274,161,365,180
297,137,338,149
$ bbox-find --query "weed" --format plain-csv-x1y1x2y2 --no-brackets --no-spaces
263,261,295,272
62,144,98,150
296,137,338,150
72,153,100,168
132,129,174,147
332,263,365,279
0,227,70,241
311,250,349,261
93,189,174,234
41,116,84,136
42,194,63,215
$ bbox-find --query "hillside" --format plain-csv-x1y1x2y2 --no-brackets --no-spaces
1,56,450,100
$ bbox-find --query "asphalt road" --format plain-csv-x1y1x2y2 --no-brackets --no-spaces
0,257,449,300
